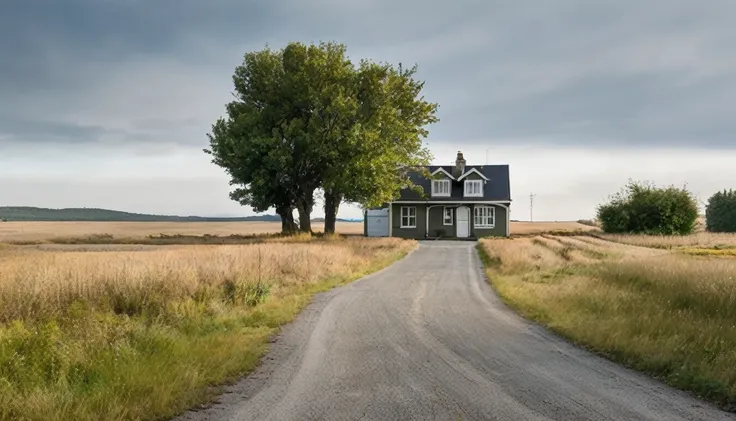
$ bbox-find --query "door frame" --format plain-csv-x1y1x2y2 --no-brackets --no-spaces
456,206,470,238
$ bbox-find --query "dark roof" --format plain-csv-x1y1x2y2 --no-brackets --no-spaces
397,165,511,202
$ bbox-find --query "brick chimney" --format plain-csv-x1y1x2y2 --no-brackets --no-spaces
453,151,466,178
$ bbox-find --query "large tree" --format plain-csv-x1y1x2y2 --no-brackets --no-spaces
206,41,437,234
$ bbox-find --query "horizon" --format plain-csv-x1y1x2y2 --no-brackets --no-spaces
2,1,735,220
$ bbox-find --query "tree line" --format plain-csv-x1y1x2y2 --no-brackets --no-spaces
597,180,736,234
206,41,438,234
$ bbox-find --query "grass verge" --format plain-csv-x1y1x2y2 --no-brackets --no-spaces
0,237,414,420
478,236,736,412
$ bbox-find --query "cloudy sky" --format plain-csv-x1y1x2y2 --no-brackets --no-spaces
2,1,735,221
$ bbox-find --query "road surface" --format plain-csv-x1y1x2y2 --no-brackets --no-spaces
177,241,733,421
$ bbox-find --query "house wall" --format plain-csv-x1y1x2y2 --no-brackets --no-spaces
391,203,426,239
391,203,509,239
427,206,456,238
471,204,508,238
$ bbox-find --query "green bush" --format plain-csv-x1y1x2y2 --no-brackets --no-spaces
706,189,736,233
597,180,699,235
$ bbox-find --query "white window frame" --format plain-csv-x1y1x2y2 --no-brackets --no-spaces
443,207,453,226
464,180,483,197
400,206,417,228
431,179,451,197
474,205,495,228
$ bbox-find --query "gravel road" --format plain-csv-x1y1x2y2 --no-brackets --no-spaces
177,241,733,421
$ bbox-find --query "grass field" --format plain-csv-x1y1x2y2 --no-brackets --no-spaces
479,232,736,411
0,236,415,420
0,220,598,243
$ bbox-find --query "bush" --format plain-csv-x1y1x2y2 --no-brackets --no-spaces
706,189,736,233
597,180,699,235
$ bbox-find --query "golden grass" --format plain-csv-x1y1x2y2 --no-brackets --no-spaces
510,221,600,235
598,232,736,249
479,236,736,410
0,220,601,244
0,221,366,242
0,237,414,420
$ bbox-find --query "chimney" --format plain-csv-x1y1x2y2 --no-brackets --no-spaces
453,151,466,178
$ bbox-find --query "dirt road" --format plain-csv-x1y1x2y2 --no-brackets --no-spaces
177,241,733,421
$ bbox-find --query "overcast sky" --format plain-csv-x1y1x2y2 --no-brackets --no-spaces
2,1,735,221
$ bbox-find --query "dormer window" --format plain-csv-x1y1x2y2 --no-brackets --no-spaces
464,180,483,197
431,179,451,197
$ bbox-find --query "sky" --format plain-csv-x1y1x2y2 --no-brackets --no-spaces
2,1,735,221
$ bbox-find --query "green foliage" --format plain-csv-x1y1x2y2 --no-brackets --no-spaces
205,41,437,232
705,189,736,233
596,180,699,235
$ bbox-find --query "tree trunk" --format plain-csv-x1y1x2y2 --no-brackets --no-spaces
277,205,298,234
297,203,312,233
323,190,342,234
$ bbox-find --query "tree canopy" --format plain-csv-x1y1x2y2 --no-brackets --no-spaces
705,189,736,233
205,41,438,233
596,180,699,235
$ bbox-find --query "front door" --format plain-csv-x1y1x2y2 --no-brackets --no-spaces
456,206,470,238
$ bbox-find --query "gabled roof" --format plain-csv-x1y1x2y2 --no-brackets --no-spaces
397,164,511,202
457,167,488,181
430,167,455,180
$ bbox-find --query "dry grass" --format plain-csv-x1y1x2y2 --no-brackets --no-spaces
0,237,414,421
0,220,602,244
598,232,736,250
479,236,736,410
510,221,600,235
0,221,365,243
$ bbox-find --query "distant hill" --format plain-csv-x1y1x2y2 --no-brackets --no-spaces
0,207,280,222
0,207,362,223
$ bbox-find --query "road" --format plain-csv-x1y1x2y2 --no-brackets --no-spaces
177,241,733,421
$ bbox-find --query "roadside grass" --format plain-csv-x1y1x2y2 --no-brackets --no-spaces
0,237,414,421
597,232,736,250
479,236,736,411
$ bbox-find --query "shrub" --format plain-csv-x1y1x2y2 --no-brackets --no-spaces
596,180,698,235
706,189,736,233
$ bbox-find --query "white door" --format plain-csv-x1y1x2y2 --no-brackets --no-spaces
366,208,390,237
456,206,470,238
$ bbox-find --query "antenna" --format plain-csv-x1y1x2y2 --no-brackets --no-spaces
529,193,537,222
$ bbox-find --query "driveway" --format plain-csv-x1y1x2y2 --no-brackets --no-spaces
177,241,733,421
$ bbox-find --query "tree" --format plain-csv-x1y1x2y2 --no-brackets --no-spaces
705,189,736,233
206,41,438,234
596,180,699,235
318,61,437,233
206,45,323,233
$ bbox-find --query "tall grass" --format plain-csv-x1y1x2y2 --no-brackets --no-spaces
598,232,736,249
0,237,413,420
480,236,736,410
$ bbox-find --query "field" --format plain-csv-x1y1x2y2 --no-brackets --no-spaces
479,232,736,411
0,220,597,243
0,236,415,420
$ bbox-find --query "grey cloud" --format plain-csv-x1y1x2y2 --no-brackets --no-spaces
2,0,736,152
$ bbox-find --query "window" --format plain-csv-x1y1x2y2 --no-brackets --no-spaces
464,180,483,197
474,206,495,228
400,206,417,228
431,179,451,197
443,207,453,225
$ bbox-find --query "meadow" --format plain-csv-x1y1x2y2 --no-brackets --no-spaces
479,232,736,411
0,235,415,420
0,220,596,244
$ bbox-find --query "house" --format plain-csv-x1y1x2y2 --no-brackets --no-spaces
364,151,512,239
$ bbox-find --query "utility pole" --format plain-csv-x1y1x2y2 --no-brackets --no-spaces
529,193,537,222
485,148,490,165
